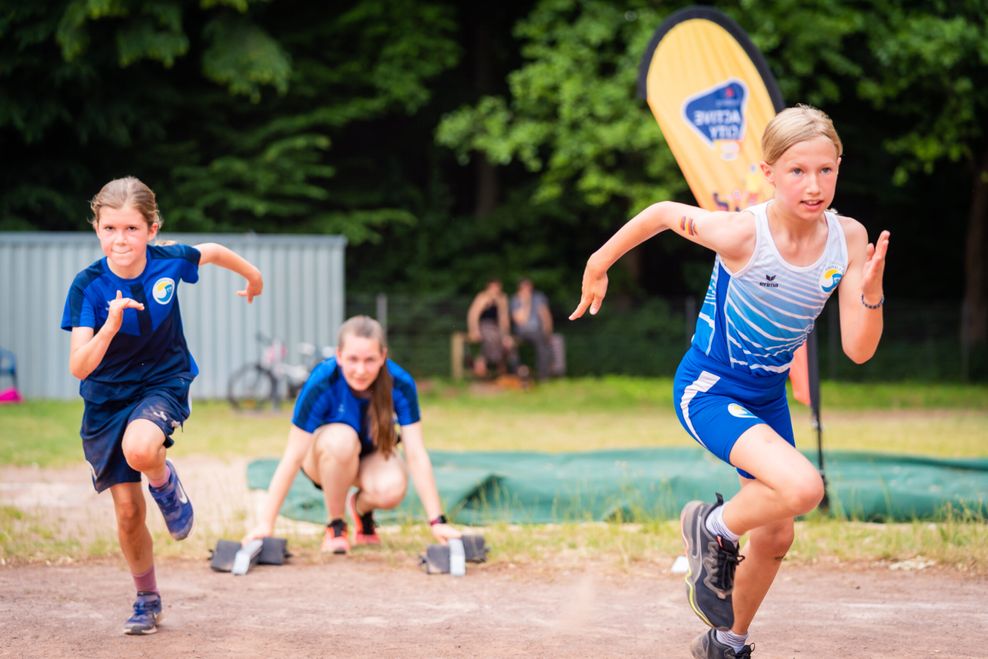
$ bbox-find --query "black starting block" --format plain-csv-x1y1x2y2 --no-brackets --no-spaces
420,535,489,575
210,537,290,575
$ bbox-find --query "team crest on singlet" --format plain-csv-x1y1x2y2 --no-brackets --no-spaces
152,277,175,304
819,265,844,294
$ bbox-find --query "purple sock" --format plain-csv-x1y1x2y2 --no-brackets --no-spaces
133,565,158,594
148,464,171,489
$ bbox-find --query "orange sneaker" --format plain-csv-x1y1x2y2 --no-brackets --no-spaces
347,491,381,546
321,519,349,555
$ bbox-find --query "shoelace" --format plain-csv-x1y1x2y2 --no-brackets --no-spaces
704,536,744,593
152,477,182,514
132,597,158,617
733,643,754,658
328,520,347,537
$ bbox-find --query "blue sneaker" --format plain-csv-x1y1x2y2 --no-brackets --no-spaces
149,459,194,540
123,591,163,635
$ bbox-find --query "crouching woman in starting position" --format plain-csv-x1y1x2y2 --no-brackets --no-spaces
248,315,460,553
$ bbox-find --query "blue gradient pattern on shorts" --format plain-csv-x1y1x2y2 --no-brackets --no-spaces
690,202,847,376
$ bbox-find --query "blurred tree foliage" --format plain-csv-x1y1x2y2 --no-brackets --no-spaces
0,0,458,242
1,0,985,358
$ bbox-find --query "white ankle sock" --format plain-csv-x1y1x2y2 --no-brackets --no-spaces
704,505,740,544
716,629,749,652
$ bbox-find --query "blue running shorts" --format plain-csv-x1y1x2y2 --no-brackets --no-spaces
673,349,794,479
80,377,192,492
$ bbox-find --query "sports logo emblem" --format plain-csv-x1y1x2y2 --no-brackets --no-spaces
152,277,175,305
728,403,757,419
683,79,748,159
819,266,843,293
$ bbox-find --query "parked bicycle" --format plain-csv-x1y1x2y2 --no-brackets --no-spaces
227,333,333,411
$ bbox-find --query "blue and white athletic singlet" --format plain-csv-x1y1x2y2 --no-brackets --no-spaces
690,201,847,376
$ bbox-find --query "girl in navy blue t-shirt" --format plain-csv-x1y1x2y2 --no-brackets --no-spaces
62,176,263,635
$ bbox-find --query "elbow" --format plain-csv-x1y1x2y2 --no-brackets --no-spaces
69,362,88,380
843,346,876,365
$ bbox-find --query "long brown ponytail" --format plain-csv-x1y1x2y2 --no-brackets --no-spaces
337,316,397,457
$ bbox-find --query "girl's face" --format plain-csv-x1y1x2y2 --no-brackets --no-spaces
761,136,840,222
337,335,386,392
95,205,157,276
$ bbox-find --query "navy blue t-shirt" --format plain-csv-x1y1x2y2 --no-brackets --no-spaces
292,358,420,444
61,244,200,405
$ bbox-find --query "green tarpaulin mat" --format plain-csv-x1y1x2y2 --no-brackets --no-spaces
246,448,988,525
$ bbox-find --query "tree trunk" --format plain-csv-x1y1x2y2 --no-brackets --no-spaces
473,17,499,218
961,143,988,358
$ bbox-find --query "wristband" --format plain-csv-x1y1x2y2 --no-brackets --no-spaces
860,293,884,309
429,514,448,527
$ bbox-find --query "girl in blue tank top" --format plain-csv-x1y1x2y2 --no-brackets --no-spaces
570,105,890,657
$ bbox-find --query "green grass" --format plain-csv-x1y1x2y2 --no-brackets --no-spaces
2,377,987,570
3,377,986,467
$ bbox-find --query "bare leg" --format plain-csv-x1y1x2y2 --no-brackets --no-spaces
121,419,168,484
731,477,795,635
302,424,360,520
109,482,153,574
721,424,824,535
355,450,407,512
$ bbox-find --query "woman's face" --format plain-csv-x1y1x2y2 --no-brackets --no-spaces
337,335,386,392
95,205,157,276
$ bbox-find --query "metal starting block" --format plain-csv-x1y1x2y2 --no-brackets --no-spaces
210,537,290,575
420,534,489,575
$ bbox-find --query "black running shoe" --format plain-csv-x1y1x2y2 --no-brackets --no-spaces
681,493,743,630
690,629,753,658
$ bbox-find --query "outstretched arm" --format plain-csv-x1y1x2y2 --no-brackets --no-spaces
837,219,890,363
244,425,315,540
401,422,461,543
570,202,752,319
195,242,264,303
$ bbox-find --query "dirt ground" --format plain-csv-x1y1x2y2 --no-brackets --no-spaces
1,560,985,658
1,458,986,658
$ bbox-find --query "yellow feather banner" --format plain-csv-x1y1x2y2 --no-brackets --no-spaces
637,7,784,212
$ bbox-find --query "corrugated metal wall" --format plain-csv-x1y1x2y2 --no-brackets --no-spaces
0,232,346,399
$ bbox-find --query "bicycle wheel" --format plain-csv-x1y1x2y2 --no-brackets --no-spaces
227,364,278,411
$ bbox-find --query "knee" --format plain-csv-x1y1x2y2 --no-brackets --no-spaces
114,500,144,531
316,427,361,463
122,442,159,472
749,524,795,559
363,474,407,510
783,473,825,515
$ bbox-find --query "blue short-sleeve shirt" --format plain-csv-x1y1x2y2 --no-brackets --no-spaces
61,244,201,404
292,358,421,446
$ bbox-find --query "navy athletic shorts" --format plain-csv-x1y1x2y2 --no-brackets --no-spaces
79,376,192,492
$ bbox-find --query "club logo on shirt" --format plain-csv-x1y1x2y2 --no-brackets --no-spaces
152,277,176,305
819,266,844,293
728,403,757,419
